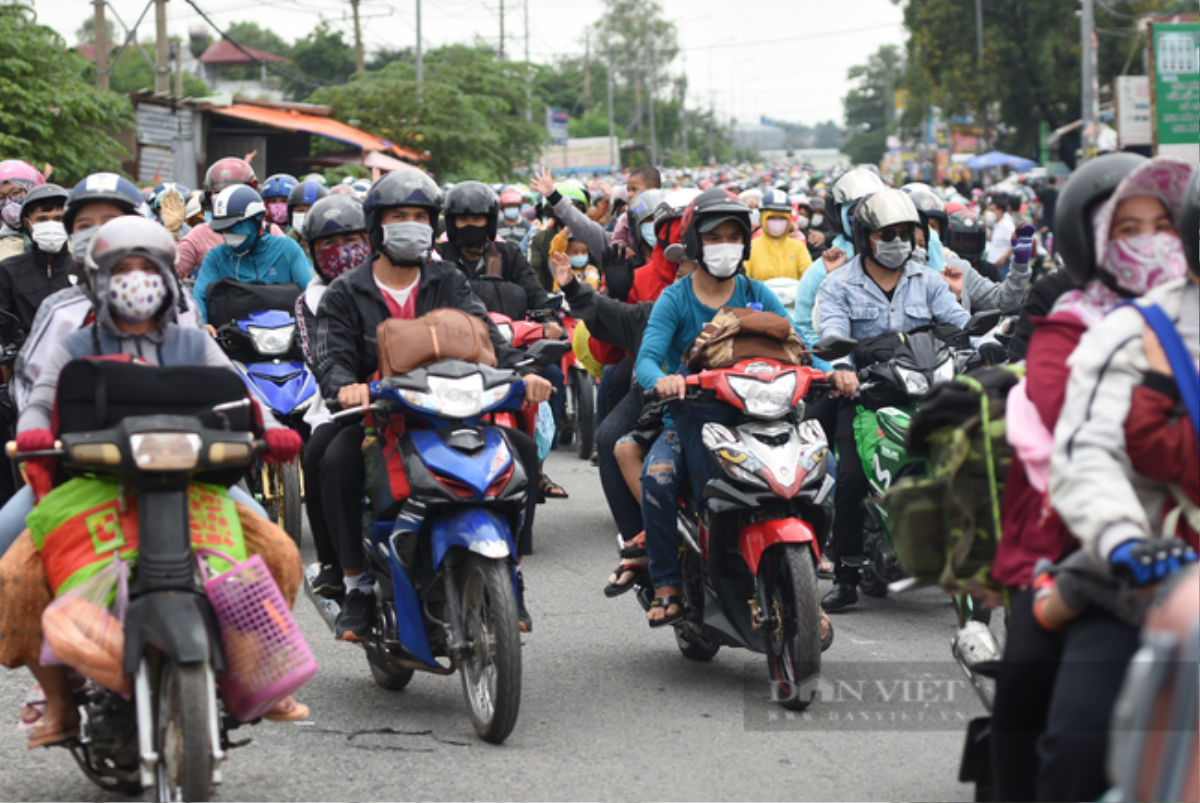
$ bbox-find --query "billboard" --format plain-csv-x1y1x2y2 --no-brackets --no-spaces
545,108,569,144
1115,75,1153,148
541,137,619,175
1149,22,1200,160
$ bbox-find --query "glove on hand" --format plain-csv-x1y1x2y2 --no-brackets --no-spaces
1110,537,1198,587
16,428,57,500
602,244,636,302
1011,224,1036,265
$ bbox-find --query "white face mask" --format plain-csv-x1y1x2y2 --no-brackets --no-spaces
292,212,306,232
31,220,67,253
795,215,810,230
765,218,789,238
108,270,166,323
811,214,824,228
222,231,249,249
702,243,742,279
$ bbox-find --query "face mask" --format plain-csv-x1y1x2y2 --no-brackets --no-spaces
702,243,742,279
765,218,789,238
640,222,657,248
569,254,589,270
454,223,489,250
108,270,166,323
926,228,946,273
872,237,912,270
795,215,810,231
31,220,67,253
984,210,998,227
223,231,250,251
911,245,928,264
1,198,23,229
203,210,213,224
1101,231,1188,296
502,207,520,222
316,240,371,281
265,202,289,227
381,221,432,265
521,203,533,214
749,209,761,227
291,212,306,232
811,214,823,228
70,227,99,264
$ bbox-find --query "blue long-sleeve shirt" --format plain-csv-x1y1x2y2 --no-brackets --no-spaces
193,233,311,322
636,273,800,391
792,231,854,372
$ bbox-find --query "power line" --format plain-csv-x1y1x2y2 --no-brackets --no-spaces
682,20,903,52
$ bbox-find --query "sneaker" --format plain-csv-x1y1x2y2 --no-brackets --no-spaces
335,590,375,642
312,564,344,599
516,571,532,634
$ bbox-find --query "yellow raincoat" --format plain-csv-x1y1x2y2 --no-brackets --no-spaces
744,209,812,281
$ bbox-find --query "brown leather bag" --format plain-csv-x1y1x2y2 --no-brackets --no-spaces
376,308,497,377
685,307,809,372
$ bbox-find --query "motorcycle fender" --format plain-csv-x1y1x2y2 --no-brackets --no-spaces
123,591,223,675
430,508,514,569
738,518,817,575
386,554,438,667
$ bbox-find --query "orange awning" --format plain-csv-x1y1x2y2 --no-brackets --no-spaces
208,104,424,162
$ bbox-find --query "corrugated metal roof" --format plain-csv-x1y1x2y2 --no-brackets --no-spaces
199,40,288,65
137,104,194,147
139,144,175,184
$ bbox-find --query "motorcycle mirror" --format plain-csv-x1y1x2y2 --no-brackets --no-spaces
524,339,571,367
965,309,1002,336
811,334,858,361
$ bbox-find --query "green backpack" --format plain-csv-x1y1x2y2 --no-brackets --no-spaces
883,365,1023,599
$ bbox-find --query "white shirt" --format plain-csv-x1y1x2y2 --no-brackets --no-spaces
986,212,1016,265
373,273,418,309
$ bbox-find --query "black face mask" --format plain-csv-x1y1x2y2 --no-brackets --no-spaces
455,223,489,250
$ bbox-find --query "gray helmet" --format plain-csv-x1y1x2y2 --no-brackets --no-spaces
901,182,947,234
828,167,886,239
19,183,69,223
852,189,920,261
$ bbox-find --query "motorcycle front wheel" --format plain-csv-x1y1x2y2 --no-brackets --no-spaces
278,461,303,546
458,554,522,743
155,660,214,803
571,368,595,460
760,544,822,711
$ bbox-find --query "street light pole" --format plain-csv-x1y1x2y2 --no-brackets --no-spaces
154,0,169,94
416,0,424,98
1081,0,1096,158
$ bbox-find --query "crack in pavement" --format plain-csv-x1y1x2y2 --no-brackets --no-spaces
299,726,472,752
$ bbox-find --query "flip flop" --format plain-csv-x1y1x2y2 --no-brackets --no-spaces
647,595,684,629
18,685,45,732
263,696,309,722
604,558,649,598
26,718,79,749
539,475,569,499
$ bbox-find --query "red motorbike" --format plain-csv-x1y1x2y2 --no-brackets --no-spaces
634,337,853,710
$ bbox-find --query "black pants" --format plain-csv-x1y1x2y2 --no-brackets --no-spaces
306,420,541,574
806,396,869,586
596,384,644,541
991,589,1063,802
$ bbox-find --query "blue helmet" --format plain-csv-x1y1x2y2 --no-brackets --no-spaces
287,179,328,213
63,173,149,233
210,185,266,232
261,173,298,201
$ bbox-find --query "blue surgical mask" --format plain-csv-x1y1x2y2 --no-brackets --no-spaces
569,254,589,270
503,207,519,221
520,203,533,214
640,222,657,248
927,227,946,273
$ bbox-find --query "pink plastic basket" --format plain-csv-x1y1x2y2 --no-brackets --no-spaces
197,549,318,722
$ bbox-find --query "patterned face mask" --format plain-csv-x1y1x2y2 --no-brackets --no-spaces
108,270,166,323
265,201,289,227
1102,231,1188,297
315,239,371,281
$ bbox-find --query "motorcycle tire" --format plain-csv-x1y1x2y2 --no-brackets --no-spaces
760,544,822,712
155,660,214,803
458,554,522,744
675,627,720,661
572,369,595,460
368,654,415,691
279,461,303,547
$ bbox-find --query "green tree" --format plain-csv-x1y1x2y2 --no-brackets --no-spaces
0,3,132,182
284,23,357,101
591,0,678,139
105,40,210,97
309,44,545,182
842,45,902,165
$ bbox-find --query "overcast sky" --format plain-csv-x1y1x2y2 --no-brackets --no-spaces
32,0,908,127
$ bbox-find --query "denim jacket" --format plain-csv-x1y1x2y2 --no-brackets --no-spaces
816,255,969,368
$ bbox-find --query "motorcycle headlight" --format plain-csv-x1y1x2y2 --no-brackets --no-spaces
727,373,797,419
934,359,956,385
247,324,295,357
496,323,514,343
897,367,929,396
399,374,512,418
129,432,202,471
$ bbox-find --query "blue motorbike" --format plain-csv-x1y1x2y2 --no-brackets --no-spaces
305,353,552,744
210,281,316,545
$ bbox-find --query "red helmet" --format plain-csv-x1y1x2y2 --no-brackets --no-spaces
498,188,522,206
203,158,258,207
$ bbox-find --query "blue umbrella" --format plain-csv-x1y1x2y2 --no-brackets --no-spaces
966,152,1038,172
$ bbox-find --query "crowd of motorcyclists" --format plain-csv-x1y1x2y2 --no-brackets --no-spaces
0,146,1194,801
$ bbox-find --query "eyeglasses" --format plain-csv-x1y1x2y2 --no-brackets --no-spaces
875,227,914,243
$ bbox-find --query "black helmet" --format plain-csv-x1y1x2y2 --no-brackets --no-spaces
287,179,329,214
444,181,499,242
302,194,366,244
19,183,69,224
364,169,442,254
946,209,988,266
1055,152,1148,285
828,167,885,239
760,188,791,214
901,182,947,236
679,188,753,262
852,189,921,265
1182,167,1199,278
63,173,147,233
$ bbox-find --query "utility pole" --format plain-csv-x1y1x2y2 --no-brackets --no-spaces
645,31,657,166
154,0,170,94
1081,0,1096,158
974,0,989,151
416,0,424,98
175,40,183,97
606,34,617,170
498,0,504,61
351,0,365,72
680,57,689,162
93,0,109,90
524,0,531,121
583,32,591,111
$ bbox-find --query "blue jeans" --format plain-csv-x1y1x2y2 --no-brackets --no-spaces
0,483,269,560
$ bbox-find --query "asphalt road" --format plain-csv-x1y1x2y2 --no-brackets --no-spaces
0,450,996,802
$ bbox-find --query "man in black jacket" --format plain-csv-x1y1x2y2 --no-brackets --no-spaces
0,183,71,344
312,169,551,639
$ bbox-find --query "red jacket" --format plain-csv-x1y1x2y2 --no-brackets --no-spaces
994,312,1086,587
1125,380,1199,549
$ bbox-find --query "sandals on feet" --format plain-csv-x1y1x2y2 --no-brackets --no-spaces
539,475,569,500
26,717,79,749
619,532,646,560
263,696,309,722
604,558,648,598
647,595,684,629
